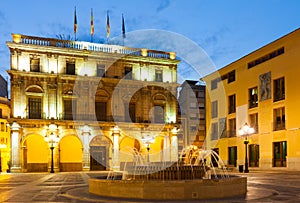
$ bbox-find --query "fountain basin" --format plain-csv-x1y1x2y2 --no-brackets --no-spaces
89,176,247,200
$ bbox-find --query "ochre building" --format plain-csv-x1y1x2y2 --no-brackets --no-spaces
203,28,300,170
7,34,180,172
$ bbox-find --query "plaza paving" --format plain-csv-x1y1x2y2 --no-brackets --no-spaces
0,169,300,202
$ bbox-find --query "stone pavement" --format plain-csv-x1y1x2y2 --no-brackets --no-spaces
0,170,300,202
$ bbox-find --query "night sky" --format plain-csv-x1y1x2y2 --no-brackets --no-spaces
0,0,299,84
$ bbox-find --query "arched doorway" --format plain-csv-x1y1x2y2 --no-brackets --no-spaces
22,134,48,172
90,135,111,171
59,135,83,171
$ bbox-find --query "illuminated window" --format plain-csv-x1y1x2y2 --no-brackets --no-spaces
66,61,75,75
274,77,285,102
249,87,258,108
228,118,236,137
273,107,285,131
249,113,258,133
97,64,105,77
228,94,236,114
155,69,163,82
273,141,287,167
28,97,42,119
30,58,40,72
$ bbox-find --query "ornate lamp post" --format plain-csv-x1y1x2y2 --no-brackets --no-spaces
44,123,59,173
141,135,155,164
238,123,255,173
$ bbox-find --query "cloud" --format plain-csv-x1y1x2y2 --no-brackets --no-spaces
156,0,170,12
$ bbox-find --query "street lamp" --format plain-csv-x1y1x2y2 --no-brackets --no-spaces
141,135,155,164
238,123,255,173
44,123,59,173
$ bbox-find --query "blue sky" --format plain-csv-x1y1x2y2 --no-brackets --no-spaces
0,0,299,81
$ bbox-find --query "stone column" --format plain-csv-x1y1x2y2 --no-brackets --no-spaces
170,127,179,162
10,122,22,172
163,134,171,162
82,125,91,171
112,126,120,170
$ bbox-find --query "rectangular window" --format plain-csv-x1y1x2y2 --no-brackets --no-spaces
211,101,218,118
228,146,237,167
155,69,163,82
273,141,287,167
66,61,75,75
249,87,258,108
154,104,165,123
249,113,258,133
274,77,285,102
95,102,107,121
228,94,236,114
211,122,218,140
28,97,42,119
273,107,285,131
97,64,105,77
228,118,236,137
0,108,2,118
211,79,218,90
124,66,132,80
30,58,40,72
0,122,4,132
228,70,235,83
64,100,76,120
219,118,226,138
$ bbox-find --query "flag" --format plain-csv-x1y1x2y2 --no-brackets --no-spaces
122,14,126,39
90,8,94,36
106,11,110,38
74,7,78,34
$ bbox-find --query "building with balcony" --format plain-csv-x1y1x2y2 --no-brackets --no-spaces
202,28,300,170
7,34,180,172
178,80,206,151
0,94,10,173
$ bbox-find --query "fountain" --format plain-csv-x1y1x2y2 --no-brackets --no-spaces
89,146,247,200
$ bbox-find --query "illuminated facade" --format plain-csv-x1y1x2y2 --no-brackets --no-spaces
7,34,180,172
178,80,206,150
0,95,10,173
203,28,300,170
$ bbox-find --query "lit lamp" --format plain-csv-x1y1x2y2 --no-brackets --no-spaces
44,123,59,173
141,135,155,164
238,123,255,173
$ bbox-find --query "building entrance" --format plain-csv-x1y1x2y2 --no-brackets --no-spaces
90,146,106,170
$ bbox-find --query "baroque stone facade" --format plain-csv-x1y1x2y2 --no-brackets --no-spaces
7,34,180,172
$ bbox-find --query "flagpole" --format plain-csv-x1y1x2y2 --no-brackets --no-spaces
122,14,126,46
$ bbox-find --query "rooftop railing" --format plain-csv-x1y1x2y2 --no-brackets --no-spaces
11,34,176,60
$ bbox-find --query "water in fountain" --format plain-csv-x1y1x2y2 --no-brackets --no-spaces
117,145,229,181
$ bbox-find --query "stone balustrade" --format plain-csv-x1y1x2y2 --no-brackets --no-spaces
11,34,176,60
